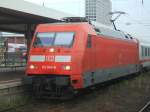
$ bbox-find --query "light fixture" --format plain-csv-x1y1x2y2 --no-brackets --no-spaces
63,65,71,71
49,48,55,52
29,65,35,69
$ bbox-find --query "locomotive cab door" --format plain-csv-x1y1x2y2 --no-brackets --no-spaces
91,35,97,69
83,34,97,87
86,34,96,70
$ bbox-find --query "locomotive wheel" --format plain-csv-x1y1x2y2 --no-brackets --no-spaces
61,87,75,100
32,78,44,99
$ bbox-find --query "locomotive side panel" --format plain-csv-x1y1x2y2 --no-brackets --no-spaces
82,35,139,88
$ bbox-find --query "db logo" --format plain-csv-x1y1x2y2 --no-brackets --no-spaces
45,55,55,62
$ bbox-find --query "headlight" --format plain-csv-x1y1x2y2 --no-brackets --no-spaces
29,65,35,69
63,65,71,70
49,48,55,52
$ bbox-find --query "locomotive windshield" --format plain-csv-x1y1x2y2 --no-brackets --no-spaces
34,32,74,47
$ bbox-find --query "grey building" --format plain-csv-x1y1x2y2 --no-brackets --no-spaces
85,0,112,25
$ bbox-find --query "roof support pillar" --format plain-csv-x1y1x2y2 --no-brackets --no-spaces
25,24,36,58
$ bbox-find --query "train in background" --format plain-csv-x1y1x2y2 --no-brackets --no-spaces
26,17,150,99
139,39,150,71
7,43,26,53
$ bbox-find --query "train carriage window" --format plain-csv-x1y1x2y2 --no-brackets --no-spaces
87,34,92,48
142,46,143,57
142,46,145,57
147,48,148,56
143,47,145,57
145,48,147,57
148,48,149,56
148,48,150,56
149,48,150,56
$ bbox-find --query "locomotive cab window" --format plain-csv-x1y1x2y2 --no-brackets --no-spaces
54,32,74,47
34,32,74,48
34,32,55,47
87,34,92,48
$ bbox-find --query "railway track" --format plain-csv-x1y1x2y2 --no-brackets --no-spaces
0,78,21,84
138,101,150,112
0,104,25,112
0,100,65,112
1,72,150,112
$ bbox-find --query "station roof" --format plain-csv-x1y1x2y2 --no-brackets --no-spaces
0,0,74,33
1,32,24,37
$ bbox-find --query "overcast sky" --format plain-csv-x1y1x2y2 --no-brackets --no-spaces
25,0,150,41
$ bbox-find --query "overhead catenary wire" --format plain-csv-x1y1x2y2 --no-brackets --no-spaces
114,0,150,29
142,0,144,5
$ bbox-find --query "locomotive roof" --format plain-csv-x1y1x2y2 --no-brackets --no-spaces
39,22,135,41
90,22,134,41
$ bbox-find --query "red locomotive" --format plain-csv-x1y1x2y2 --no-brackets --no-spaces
26,17,150,98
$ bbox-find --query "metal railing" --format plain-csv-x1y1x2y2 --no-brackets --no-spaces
0,52,26,67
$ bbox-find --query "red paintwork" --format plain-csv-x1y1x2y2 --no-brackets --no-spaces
26,23,139,89
83,35,139,72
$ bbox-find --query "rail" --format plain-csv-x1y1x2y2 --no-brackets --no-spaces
0,104,25,112
138,100,150,112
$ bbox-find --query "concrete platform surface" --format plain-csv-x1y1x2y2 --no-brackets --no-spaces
0,79,22,89
0,70,25,82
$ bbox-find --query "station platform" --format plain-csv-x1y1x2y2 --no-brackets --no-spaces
0,68,30,111
0,67,30,99
0,67,25,82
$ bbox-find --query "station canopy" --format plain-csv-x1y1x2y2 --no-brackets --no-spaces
0,0,74,33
